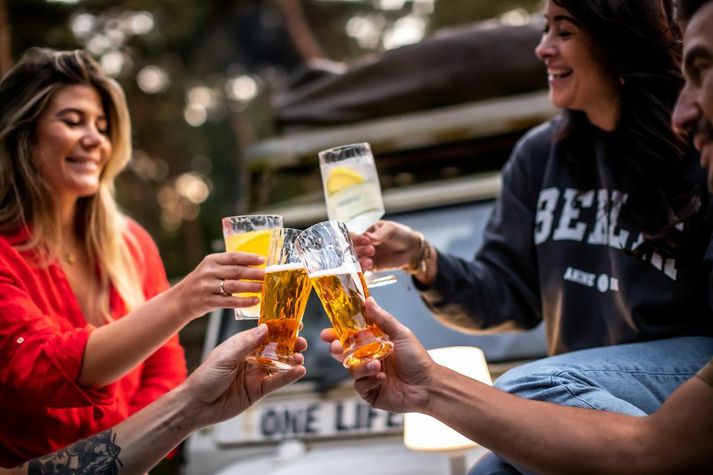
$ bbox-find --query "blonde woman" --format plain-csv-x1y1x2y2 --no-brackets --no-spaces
0,48,264,466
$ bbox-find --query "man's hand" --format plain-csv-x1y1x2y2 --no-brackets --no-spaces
320,298,435,413
187,325,307,426
352,221,422,273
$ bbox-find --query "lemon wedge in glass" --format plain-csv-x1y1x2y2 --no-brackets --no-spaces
224,229,273,301
326,167,365,195
224,229,273,256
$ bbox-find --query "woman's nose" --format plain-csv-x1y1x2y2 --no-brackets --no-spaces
80,126,104,147
535,36,554,60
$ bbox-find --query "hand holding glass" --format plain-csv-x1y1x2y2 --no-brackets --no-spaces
296,220,393,368
221,215,283,319
247,228,312,372
318,142,397,287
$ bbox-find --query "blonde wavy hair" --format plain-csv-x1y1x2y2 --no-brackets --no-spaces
0,48,145,315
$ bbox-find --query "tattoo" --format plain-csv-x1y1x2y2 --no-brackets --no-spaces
27,429,123,474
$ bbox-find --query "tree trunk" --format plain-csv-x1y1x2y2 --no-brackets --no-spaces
276,0,326,61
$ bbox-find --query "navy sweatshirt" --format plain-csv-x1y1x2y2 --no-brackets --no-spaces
418,120,713,355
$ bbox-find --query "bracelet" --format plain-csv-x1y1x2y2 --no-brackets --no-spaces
407,232,431,275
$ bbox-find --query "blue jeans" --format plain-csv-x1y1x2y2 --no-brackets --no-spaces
468,336,713,475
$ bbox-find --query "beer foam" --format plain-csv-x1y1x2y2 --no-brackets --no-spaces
266,262,304,273
308,262,361,278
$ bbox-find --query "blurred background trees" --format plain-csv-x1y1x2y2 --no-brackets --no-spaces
3,0,542,278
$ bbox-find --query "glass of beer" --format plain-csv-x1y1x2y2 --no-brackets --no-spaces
221,215,283,319
247,228,312,371
296,220,393,368
318,142,397,288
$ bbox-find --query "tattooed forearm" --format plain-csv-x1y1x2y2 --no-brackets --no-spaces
27,429,123,475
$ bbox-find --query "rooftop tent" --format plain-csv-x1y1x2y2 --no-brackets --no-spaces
241,16,554,223
273,19,547,131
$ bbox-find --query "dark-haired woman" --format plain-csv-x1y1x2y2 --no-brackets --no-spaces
353,0,713,464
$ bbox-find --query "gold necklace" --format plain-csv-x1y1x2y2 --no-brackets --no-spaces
63,251,76,265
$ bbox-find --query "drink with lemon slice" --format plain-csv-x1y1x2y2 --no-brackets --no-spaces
221,215,283,319
319,142,396,287
320,143,386,234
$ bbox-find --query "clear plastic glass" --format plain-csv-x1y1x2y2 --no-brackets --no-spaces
296,220,393,368
246,228,311,371
318,142,397,287
221,214,283,319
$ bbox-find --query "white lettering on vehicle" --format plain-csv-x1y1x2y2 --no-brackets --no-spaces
254,401,404,440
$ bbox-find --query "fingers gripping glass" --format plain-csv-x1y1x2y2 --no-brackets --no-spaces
221,214,283,320
318,142,397,288
247,228,311,372
296,220,393,368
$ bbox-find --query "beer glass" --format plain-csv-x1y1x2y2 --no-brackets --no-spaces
247,228,312,371
221,214,283,319
318,142,397,288
296,220,393,368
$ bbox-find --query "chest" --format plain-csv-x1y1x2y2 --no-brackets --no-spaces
16,257,126,329
61,258,107,327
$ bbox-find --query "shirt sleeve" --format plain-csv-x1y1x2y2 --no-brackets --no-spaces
417,125,548,332
0,268,115,408
129,333,186,412
124,220,187,413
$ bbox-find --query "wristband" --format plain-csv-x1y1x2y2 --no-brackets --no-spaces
407,232,431,275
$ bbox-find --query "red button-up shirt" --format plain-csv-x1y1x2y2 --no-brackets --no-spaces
0,220,187,467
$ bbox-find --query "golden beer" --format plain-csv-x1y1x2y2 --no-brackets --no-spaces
247,263,311,371
309,263,393,368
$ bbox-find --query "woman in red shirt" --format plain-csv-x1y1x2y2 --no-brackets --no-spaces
0,48,266,466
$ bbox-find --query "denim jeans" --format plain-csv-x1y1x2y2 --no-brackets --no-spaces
468,336,713,475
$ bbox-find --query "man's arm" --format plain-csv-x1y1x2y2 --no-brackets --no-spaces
5,324,306,475
427,365,713,475
332,298,713,475
7,386,195,475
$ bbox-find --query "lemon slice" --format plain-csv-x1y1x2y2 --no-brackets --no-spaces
326,167,365,195
224,229,273,302
225,229,272,257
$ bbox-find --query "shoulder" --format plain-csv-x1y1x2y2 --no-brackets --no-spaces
121,218,169,292
123,218,158,247
502,119,560,187
0,227,31,247
121,218,162,263
512,119,558,157
506,119,559,175
0,227,34,267
0,233,17,253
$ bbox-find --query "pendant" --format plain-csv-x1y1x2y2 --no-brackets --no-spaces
64,252,76,265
